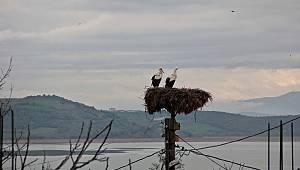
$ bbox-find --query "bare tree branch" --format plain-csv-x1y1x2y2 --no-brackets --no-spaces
129,158,132,170
41,151,46,170
15,125,37,170
105,157,109,170
0,57,12,90
54,120,113,170
0,58,13,121
71,120,112,170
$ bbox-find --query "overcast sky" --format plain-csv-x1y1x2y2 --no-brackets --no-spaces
1,0,300,109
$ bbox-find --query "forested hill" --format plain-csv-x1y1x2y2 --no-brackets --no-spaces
3,95,300,139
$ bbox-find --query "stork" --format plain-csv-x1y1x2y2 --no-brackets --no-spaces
165,68,178,88
151,68,164,87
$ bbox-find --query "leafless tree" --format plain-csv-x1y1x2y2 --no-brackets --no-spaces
14,125,38,170
0,58,13,170
11,120,112,170
0,57,13,116
1,58,113,170
0,58,12,90
41,151,51,170
52,120,113,170
129,158,132,170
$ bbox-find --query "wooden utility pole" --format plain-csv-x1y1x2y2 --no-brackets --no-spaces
165,113,180,170
144,87,212,170
0,106,3,170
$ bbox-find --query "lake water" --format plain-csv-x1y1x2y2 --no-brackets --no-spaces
3,142,300,170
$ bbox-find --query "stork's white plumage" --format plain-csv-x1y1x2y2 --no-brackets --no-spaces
165,68,178,88
151,68,164,87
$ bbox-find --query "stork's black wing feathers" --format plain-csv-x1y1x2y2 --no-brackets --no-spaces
165,77,170,84
151,75,156,80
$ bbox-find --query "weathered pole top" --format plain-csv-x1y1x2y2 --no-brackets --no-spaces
144,87,212,115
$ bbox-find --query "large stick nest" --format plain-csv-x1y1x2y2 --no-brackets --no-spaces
144,88,213,115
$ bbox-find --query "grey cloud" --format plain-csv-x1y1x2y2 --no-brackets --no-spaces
1,0,300,109
1,0,300,71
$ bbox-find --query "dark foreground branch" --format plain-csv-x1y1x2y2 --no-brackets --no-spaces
54,120,113,170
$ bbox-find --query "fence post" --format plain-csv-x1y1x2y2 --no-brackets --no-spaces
279,120,283,170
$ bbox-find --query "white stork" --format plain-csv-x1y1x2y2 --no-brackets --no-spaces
151,68,164,87
165,68,178,88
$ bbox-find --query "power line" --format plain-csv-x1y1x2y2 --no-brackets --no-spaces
175,135,227,170
113,149,164,170
189,150,260,170
194,115,300,151
176,134,261,170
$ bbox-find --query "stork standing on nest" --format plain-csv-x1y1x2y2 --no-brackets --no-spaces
165,68,178,88
151,68,164,87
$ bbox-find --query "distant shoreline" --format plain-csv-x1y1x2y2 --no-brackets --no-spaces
5,136,300,144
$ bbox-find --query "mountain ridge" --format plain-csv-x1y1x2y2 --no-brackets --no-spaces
2,94,300,139
209,91,300,116
243,91,300,102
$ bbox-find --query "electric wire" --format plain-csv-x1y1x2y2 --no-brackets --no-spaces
195,115,300,151
113,149,164,170
176,135,228,170
176,134,261,170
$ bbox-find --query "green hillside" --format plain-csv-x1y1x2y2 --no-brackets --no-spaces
2,95,300,139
